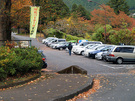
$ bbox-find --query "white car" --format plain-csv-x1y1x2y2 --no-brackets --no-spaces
73,44,94,55
42,37,55,44
83,45,104,57
51,42,67,49
72,41,102,54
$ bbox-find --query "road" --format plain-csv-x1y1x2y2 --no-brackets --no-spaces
12,34,135,101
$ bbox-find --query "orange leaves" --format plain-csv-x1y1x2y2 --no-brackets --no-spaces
67,79,101,101
11,0,32,27
90,5,133,29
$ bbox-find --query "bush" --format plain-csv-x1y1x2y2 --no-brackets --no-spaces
66,34,84,41
42,28,66,38
0,46,43,81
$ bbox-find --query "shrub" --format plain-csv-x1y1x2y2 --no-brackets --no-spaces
0,46,43,81
42,28,66,38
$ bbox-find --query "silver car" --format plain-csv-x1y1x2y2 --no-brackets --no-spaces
106,45,135,64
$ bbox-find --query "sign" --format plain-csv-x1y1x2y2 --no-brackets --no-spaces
30,6,40,38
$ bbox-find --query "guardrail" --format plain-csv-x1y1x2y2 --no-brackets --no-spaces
0,40,32,48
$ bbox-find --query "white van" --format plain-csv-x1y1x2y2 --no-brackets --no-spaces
42,37,56,44
47,39,66,47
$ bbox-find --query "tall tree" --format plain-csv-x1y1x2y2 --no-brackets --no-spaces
0,0,12,41
11,0,32,34
107,0,130,15
71,4,91,20
71,4,78,12
39,0,70,27
90,5,133,29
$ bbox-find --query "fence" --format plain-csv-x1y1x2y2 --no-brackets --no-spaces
0,40,32,48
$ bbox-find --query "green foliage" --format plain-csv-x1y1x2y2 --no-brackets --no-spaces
66,34,84,41
43,28,84,41
63,0,134,13
109,29,134,44
71,4,91,20
92,24,113,43
107,0,130,15
42,28,66,38
0,47,42,81
39,0,70,24
71,4,78,12
84,33,92,40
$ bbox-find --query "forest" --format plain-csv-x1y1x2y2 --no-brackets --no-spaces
63,0,135,13
1,0,135,45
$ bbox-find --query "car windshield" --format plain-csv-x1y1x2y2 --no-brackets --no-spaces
94,46,105,50
58,42,66,45
102,46,113,51
88,45,100,49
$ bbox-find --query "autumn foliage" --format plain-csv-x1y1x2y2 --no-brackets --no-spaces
90,5,133,29
11,0,32,31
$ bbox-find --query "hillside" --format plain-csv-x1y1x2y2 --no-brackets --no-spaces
63,0,135,13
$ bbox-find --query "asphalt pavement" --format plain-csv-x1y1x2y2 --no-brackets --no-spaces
10,34,135,101
0,72,93,101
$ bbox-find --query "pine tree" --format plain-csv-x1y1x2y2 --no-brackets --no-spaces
71,4,91,20
107,0,130,15
39,0,70,25
71,4,78,12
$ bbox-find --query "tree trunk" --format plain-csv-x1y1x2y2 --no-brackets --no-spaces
0,0,12,43
4,0,12,41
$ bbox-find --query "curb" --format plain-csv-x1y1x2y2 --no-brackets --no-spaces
52,75,94,101
0,73,41,89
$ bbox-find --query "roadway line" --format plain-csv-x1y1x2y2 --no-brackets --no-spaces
98,63,135,69
98,63,116,69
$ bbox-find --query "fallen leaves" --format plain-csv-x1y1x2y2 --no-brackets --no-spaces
67,79,101,101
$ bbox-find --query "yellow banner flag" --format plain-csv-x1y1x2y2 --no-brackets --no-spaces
30,6,40,38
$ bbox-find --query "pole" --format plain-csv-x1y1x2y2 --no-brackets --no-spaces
88,0,107,44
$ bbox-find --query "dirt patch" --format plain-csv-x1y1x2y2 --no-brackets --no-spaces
128,70,135,74
67,79,101,101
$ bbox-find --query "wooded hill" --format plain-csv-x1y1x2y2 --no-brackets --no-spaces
63,0,135,13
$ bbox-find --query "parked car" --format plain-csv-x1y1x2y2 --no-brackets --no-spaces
42,37,56,44
95,45,114,60
38,50,47,68
47,39,66,47
73,44,95,55
89,45,113,59
50,42,67,49
72,41,103,54
45,38,58,46
105,45,135,64
83,44,103,57
55,42,69,50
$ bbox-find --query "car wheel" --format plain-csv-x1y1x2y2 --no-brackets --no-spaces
116,58,123,64
80,51,84,55
60,48,63,50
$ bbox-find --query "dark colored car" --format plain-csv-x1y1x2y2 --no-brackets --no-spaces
55,42,69,50
38,50,47,68
89,45,113,59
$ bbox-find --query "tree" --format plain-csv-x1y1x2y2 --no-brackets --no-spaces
39,0,70,27
71,4,91,20
90,5,133,29
107,0,130,15
92,24,113,43
0,0,12,41
71,4,78,13
109,29,134,44
11,0,32,34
